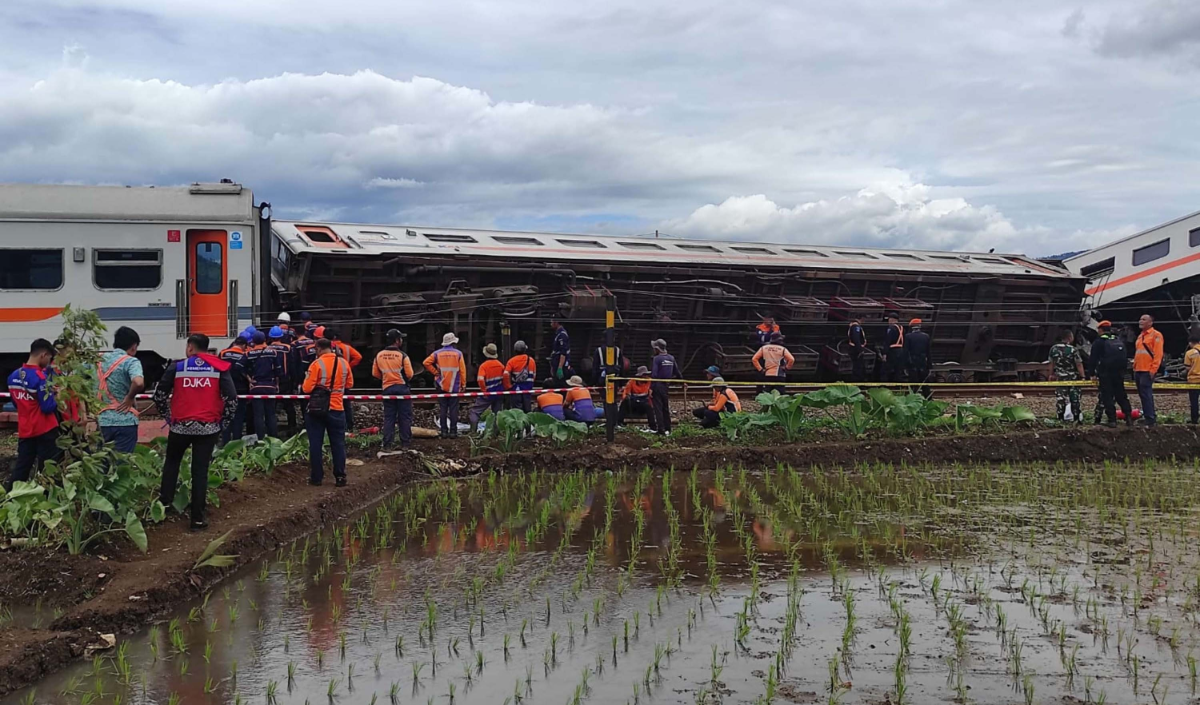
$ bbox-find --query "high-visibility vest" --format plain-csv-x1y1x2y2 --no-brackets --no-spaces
889,324,905,348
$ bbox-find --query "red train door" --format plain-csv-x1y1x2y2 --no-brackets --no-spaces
187,230,227,336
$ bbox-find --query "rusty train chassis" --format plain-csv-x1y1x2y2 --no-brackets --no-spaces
277,252,1083,385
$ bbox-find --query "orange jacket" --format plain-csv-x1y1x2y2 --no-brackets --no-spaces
1134,327,1164,374
752,344,795,375
1185,344,1200,383
503,354,537,387
708,388,741,413
302,353,352,411
564,387,593,408
333,341,362,368
372,347,413,388
424,347,468,392
621,379,652,401
477,359,507,391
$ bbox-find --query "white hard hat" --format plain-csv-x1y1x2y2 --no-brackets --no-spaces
277,312,291,322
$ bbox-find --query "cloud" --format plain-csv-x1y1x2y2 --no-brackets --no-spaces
1095,0,1200,61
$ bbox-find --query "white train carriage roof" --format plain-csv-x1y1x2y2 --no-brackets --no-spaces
272,220,1072,278
1065,208,1200,304
0,182,256,223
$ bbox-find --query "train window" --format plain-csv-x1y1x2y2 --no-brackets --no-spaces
1079,257,1115,278
884,253,923,261
835,251,877,259
0,248,62,290
929,254,965,261
494,236,545,246
93,249,162,290
619,241,665,250
556,239,607,248
973,257,1009,265
731,246,776,255
1190,227,1200,248
784,248,829,257
677,244,721,253
195,242,224,294
1132,238,1170,267
425,233,478,243
302,229,335,243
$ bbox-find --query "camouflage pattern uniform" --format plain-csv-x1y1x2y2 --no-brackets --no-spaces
1049,343,1083,422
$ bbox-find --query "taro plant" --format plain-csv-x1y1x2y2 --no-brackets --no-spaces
481,409,533,452
526,413,589,448
755,391,808,441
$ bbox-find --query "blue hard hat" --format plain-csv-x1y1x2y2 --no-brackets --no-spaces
252,331,266,345
269,326,284,339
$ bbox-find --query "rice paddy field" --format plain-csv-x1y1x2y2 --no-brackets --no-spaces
7,459,1200,705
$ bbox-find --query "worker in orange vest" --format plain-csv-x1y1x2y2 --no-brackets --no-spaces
1134,314,1164,426
470,343,508,429
616,366,657,431
536,384,566,421
372,329,414,449
692,377,741,428
319,327,362,430
755,316,780,348
563,376,598,424
424,333,468,437
883,313,906,383
752,331,794,392
302,338,352,486
503,340,537,412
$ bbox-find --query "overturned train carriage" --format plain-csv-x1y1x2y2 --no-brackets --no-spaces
270,221,1085,382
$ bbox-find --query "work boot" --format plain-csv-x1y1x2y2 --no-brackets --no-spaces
1105,421,1117,428
189,518,209,531
335,477,348,488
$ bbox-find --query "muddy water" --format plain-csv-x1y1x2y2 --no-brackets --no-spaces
8,462,1200,705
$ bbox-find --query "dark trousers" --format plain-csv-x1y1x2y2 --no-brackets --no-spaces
508,384,533,412
651,383,671,434
849,350,865,383
438,398,460,436
306,410,347,483
758,371,786,394
344,400,355,431
1098,371,1132,424
618,398,657,431
381,384,413,448
252,398,278,440
160,431,217,523
908,366,931,398
8,428,61,488
692,407,726,429
469,394,504,428
222,399,249,445
1190,390,1199,424
885,351,907,383
101,425,139,453
1134,371,1156,424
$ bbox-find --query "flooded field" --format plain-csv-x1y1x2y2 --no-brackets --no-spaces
7,460,1200,705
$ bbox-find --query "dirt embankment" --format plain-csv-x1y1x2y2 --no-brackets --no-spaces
1,424,1200,696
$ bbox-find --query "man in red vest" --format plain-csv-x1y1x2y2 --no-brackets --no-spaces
153,333,237,530
5,339,62,489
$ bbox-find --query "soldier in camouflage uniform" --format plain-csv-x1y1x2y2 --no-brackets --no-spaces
1049,329,1085,422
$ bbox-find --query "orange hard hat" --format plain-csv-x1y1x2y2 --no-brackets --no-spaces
1098,320,1112,328
910,318,922,325
314,325,327,338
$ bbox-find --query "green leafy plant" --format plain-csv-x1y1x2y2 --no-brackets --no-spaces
755,391,808,441
526,413,589,448
193,530,238,571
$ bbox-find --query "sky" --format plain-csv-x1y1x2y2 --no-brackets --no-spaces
1,0,1199,256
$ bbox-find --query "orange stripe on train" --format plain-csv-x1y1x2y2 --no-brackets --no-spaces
0,307,64,323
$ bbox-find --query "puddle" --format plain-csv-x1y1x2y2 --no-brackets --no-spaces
8,462,1200,705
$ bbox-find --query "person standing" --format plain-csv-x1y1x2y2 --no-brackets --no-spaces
276,312,296,344
245,330,281,440
592,341,624,387
1089,321,1132,427
846,317,867,382
904,319,932,397
504,341,537,412
154,334,237,530
372,329,414,449
1185,333,1200,425
755,316,780,348
302,338,352,486
650,339,680,436
883,314,907,383
5,339,62,489
96,326,145,453
424,333,468,437
470,343,507,429
752,331,794,392
1133,314,1164,426
323,328,362,430
692,377,741,428
268,326,298,434
217,335,251,445
1049,329,1085,423
550,318,573,384
563,376,598,424
292,326,318,428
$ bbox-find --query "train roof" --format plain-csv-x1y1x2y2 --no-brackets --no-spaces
0,182,256,223
272,220,1074,278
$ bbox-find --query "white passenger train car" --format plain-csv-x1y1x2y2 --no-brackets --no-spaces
1065,209,1200,308
0,182,263,368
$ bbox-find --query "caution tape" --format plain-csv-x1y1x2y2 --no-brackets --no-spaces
0,387,598,403
606,377,1200,390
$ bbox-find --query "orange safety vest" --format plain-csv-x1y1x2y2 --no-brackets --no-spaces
889,323,905,348
97,354,139,416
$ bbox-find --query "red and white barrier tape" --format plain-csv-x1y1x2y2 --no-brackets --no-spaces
0,388,596,403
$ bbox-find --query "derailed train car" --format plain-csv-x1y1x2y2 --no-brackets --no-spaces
270,220,1085,381
0,181,1084,383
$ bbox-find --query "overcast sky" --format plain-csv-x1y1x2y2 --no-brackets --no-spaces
2,0,1198,255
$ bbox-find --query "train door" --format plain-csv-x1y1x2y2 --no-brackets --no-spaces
187,230,227,336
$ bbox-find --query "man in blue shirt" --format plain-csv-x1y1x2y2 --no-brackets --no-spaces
550,318,574,384
650,339,681,436
96,326,145,453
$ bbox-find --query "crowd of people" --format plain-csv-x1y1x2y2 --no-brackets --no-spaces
5,310,1197,531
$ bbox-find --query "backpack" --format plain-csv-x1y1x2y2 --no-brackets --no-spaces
307,357,344,418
